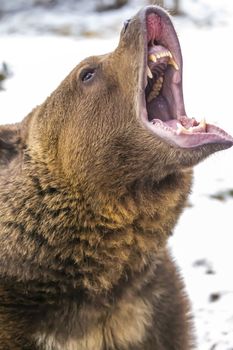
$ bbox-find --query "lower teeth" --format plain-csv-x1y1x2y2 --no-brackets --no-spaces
176,119,207,134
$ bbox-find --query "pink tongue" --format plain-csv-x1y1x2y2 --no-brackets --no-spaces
165,120,178,128
147,13,162,42
178,116,199,128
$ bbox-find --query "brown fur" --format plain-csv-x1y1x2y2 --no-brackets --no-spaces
0,5,229,350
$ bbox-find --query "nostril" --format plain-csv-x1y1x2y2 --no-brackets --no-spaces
123,19,130,33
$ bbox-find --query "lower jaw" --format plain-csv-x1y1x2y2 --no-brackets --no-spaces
141,103,233,149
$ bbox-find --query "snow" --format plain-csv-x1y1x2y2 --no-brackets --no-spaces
0,0,144,37
0,36,119,122
1,1,233,348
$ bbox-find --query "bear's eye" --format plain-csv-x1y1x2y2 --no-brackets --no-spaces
80,69,96,82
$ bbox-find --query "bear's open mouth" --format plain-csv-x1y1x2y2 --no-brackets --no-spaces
140,8,233,148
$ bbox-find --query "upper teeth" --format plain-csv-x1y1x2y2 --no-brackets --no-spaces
147,50,179,78
149,50,172,62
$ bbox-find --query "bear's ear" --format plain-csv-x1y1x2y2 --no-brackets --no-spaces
0,124,22,169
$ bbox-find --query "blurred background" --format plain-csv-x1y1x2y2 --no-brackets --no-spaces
0,0,232,37
0,0,233,349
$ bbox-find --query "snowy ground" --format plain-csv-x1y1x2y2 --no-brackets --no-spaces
1,1,233,349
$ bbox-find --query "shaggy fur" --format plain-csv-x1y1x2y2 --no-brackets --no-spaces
0,5,231,350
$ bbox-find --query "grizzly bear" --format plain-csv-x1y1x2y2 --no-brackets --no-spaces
0,5,232,350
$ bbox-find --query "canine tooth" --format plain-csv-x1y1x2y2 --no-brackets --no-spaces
176,118,207,135
149,54,157,63
168,51,172,58
199,118,206,129
176,123,191,134
169,58,179,70
176,123,185,131
200,118,206,124
147,66,153,79
191,118,207,132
